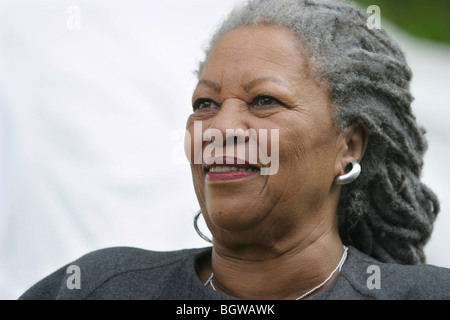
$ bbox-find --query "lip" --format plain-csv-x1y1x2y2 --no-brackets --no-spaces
204,156,260,182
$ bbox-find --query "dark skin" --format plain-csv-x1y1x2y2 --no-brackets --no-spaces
185,24,368,300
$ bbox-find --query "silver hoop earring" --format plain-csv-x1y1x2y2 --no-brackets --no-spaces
336,160,361,185
194,210,212,243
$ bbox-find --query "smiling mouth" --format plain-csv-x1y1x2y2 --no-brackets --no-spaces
207,166,259,173
203,157,260,181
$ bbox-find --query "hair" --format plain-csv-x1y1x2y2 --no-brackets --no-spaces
194,0,440,265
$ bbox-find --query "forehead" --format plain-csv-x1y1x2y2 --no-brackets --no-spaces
201,24,309,82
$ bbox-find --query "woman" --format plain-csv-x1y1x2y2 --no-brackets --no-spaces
20,0,450,300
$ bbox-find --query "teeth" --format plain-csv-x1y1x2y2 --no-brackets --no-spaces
209,166,259,173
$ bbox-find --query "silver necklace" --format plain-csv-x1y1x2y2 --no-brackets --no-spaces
204,245,348,300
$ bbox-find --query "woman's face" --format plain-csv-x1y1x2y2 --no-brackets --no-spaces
186,25,345,247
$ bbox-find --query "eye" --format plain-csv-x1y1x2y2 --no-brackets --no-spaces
193,98,220,111
251,95,282,108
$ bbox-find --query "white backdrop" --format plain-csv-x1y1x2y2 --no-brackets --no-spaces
0,0,449,299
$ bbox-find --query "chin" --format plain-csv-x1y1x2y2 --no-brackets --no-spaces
210,212,270,237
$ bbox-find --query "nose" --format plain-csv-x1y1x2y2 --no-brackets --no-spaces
207,99,249,146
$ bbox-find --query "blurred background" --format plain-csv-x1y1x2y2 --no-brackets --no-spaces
0,0,449,299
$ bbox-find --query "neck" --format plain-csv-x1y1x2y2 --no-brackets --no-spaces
207,227,345,300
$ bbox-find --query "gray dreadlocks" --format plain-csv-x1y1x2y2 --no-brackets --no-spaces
195,0,439,265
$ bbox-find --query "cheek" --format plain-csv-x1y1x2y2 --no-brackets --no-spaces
278,123,338,180
257,127,280,176
277,126,307,164
191,165,205,200
184,120,204,165
185,120,208,205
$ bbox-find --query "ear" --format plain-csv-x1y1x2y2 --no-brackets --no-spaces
334,122,369,177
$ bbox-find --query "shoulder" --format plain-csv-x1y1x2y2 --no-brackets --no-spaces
70,246,200,273
19,246,208,300
333,246,450,300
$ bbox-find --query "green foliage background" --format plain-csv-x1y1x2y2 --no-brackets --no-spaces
352,0,450,43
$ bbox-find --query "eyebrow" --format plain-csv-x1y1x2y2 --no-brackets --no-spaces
195,76,290,94
243,76,289,93
196,79,221,93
